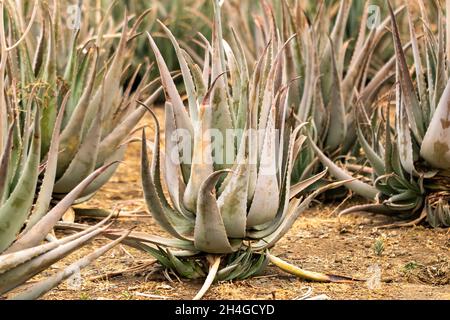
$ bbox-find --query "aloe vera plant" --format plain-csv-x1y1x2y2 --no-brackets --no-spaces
224,1,404,196
87,0,356,300
285,0,408,187
322,1,450,228
0,1,142,299
85,0,213,81
2,1,160,207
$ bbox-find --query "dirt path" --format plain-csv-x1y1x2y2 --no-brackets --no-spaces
18,108,450,300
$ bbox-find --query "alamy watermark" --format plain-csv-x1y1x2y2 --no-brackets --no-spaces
367,5,381,30
167,128,280,176
66,5,82,30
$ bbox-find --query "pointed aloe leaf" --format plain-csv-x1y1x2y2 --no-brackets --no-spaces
406,4,426,102
77,146,126,199
388,2,424,143
183,100,214,213
96,105,147,167
420,79,450,169
158,21,199,121
10,230,129,300
99,229,196,251
0,125,13,202
210,1,233,171
141,129,192,241
309,137,378,199
396,91,416,175
25,93,69,231
7,163,118,253
57,47,98,176
39,7,57,157
1,215,113,274
194,171,239,254
164,102,191,216
256,180,356,251
246,123,307,239
139,103,194,225
325,37,346,151
0,110,41,253
53,97,103,194
146,32,194,139
217,156,249,239
0,223,107,296
247,106,279,227
355,113,385,177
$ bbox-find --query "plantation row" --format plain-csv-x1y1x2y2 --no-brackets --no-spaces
0,0,448,300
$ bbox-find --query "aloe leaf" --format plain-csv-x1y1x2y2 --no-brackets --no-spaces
140,102,193,222
246,125,310,239
25,93,68,231
420,79,450,169
210,12,233,171
10,230,130,300
39,7,57,157
247,106,280,227
96,105,147,167
325,37,346,151
146,32,194,139
158,21,199,122
0,125,13,202
309,138,378,199
193,255,221,300
183,100,214,213
53,95,103,194
163,102,191,216
355,117,385,177
56,47,98,176
254,180,356,251
194,171,238,254
141,129,192,241
388,2,425,143
0,223,108,296
7,163,118,253
217,154,249,239
406,4,426,103
0,214,113,274
99,229,196,251
77,147,126,200
0,110,41,253
396,90,416,175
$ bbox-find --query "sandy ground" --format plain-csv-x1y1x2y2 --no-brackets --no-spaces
8,108,449,300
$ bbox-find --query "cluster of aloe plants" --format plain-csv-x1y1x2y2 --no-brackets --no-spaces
1,0,449,301
93,0,359,300
332,1,450,228
124,0,449,299
0,0,156,299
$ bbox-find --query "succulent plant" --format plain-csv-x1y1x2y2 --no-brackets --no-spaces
81,0,214,82
3,1,161,206
319,1,450,228
286,0,407,184
83,0,355,300
0,1,145,299
223,1,404,198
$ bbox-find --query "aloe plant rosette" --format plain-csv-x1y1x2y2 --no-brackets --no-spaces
0,1,135,299
126,0,354,300
4,1,161,207
327,2,450,228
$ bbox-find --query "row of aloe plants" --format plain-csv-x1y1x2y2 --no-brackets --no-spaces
1,0,449,300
